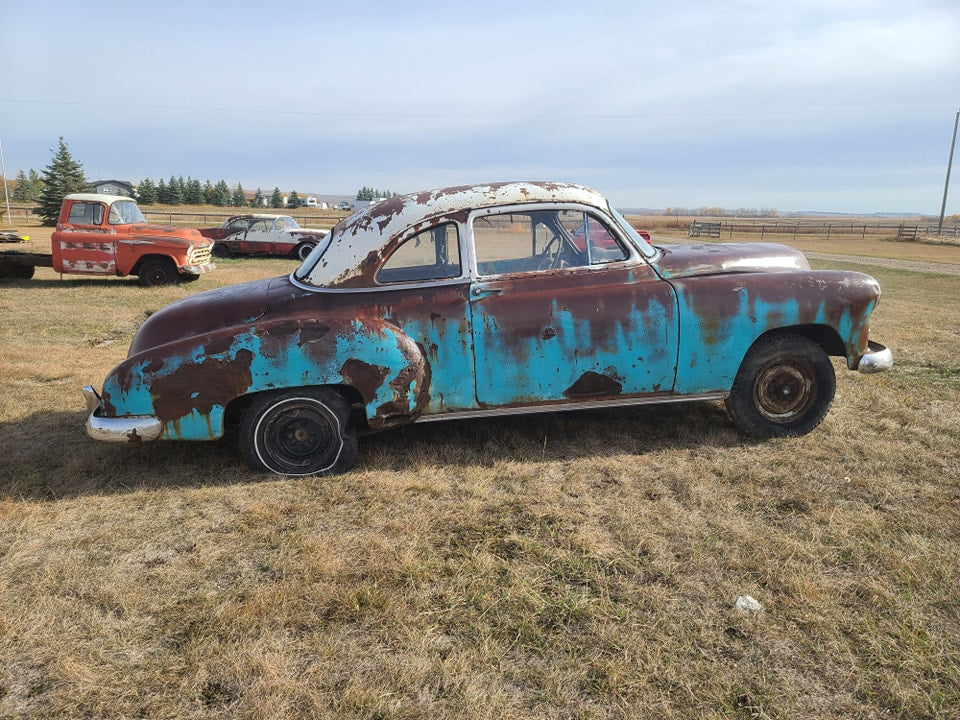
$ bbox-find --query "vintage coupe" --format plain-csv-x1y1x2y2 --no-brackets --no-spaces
84,182,892,476
199,214,328,260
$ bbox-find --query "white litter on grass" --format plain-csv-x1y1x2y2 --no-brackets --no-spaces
735,595,763,616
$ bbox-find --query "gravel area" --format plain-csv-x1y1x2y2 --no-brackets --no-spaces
806,252,960,275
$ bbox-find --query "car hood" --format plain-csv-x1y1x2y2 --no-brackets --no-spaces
127,276,281,357
652,242,810,279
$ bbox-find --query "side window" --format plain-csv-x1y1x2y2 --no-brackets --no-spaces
249,219,271,232
225,218,250,231
67,202,105,226
473,209,607,275
376,223,461,284
557,210,628,264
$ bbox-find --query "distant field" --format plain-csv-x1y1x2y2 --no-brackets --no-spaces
1,232,958,718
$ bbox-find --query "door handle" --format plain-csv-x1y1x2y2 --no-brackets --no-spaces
472,285,504,298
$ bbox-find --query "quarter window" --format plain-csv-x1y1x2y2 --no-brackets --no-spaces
376,223,461,284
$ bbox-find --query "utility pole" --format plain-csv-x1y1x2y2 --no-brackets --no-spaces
938,110,959,236
0,137,12,226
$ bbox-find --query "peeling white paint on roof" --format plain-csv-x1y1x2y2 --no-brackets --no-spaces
300,181,609,288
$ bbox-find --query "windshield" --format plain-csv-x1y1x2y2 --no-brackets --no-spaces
608,205,657,258
275,216,300,230
108,200,146,225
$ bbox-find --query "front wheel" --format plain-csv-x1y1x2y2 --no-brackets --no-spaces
239,388,358,476
137,257,179,286
725,332,836,438
294,242,316,260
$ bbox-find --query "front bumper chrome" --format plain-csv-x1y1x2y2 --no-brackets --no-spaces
858,341,893,374
82,385,162,443
180,261,216,276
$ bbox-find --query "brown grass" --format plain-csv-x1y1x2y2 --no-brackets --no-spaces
1,234,959,718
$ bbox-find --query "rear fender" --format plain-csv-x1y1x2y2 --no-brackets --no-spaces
100,315,429,440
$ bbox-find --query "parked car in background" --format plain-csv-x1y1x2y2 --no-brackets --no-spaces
199,214,328,260
84,181,892,477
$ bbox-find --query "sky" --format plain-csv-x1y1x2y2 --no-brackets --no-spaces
2,0,959,214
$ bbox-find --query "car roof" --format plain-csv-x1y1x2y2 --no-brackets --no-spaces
305,181,609,288
65,193,133,204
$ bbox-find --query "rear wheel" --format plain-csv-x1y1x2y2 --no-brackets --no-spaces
138,257,179,286
239,388,358,476
725,332,835,438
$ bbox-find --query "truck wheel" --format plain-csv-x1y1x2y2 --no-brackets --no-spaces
239,388,358,476
725,332,835,438
294,242,316,260
14,265,35,280
138,258,179,287
211,243,232,259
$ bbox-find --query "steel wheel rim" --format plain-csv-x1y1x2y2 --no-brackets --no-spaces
261,402,338,471
753,361,816,423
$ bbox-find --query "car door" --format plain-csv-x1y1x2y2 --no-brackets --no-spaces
242,218,275,254
468,206,679,407
58,200,117,275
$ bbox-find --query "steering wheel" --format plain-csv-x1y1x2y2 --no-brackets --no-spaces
535,236,563,270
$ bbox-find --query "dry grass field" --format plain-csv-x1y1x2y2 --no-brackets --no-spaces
1,223,959,718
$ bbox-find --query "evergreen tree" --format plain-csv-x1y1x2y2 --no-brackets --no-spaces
252,188,264,207
212,179,231,207
203,180,216,205
28,169,42,200
11,170,30,201
231,183,248,207
288,190,300,208
137,178,158,204
184,178,204,205
166,175,183,205
34,137,89,225
157,178,169,204
270,187,283,209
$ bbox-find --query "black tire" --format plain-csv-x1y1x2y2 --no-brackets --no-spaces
295,242,316,260
211,243,232,259
15,264,35,280
239,388,358,476
138,257,179,286
725,332,835,438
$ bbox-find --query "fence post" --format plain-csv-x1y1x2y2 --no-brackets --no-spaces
826,225,831,242
794,223,799,242
862,225,866,240
761,224,765,241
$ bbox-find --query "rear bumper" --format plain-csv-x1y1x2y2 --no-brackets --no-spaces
83,385,162,443
858,341,893,374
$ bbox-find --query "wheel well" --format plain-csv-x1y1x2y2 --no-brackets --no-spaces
755,325,846,357
224,384,369,431
132,254,177,275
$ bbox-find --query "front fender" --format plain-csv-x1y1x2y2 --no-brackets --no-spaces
670,270,880,393
100,314,430,440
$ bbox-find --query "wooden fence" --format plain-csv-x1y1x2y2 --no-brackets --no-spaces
687,220,960,241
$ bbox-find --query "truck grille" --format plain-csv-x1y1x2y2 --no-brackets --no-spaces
189,244,212,266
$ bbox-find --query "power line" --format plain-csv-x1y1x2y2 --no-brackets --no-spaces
0,97,951,121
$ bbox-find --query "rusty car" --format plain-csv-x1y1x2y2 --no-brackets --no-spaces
83,181,892,476
199,214,328,260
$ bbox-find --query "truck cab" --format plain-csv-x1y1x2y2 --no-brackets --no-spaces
53,194,215,286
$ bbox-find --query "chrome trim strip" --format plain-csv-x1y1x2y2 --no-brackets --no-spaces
858,341,893,374
415,392,727,424
83,385,162,443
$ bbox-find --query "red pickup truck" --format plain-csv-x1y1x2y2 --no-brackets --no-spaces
0,194,215,285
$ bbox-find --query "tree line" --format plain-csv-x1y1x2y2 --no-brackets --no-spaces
9,136,399,226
